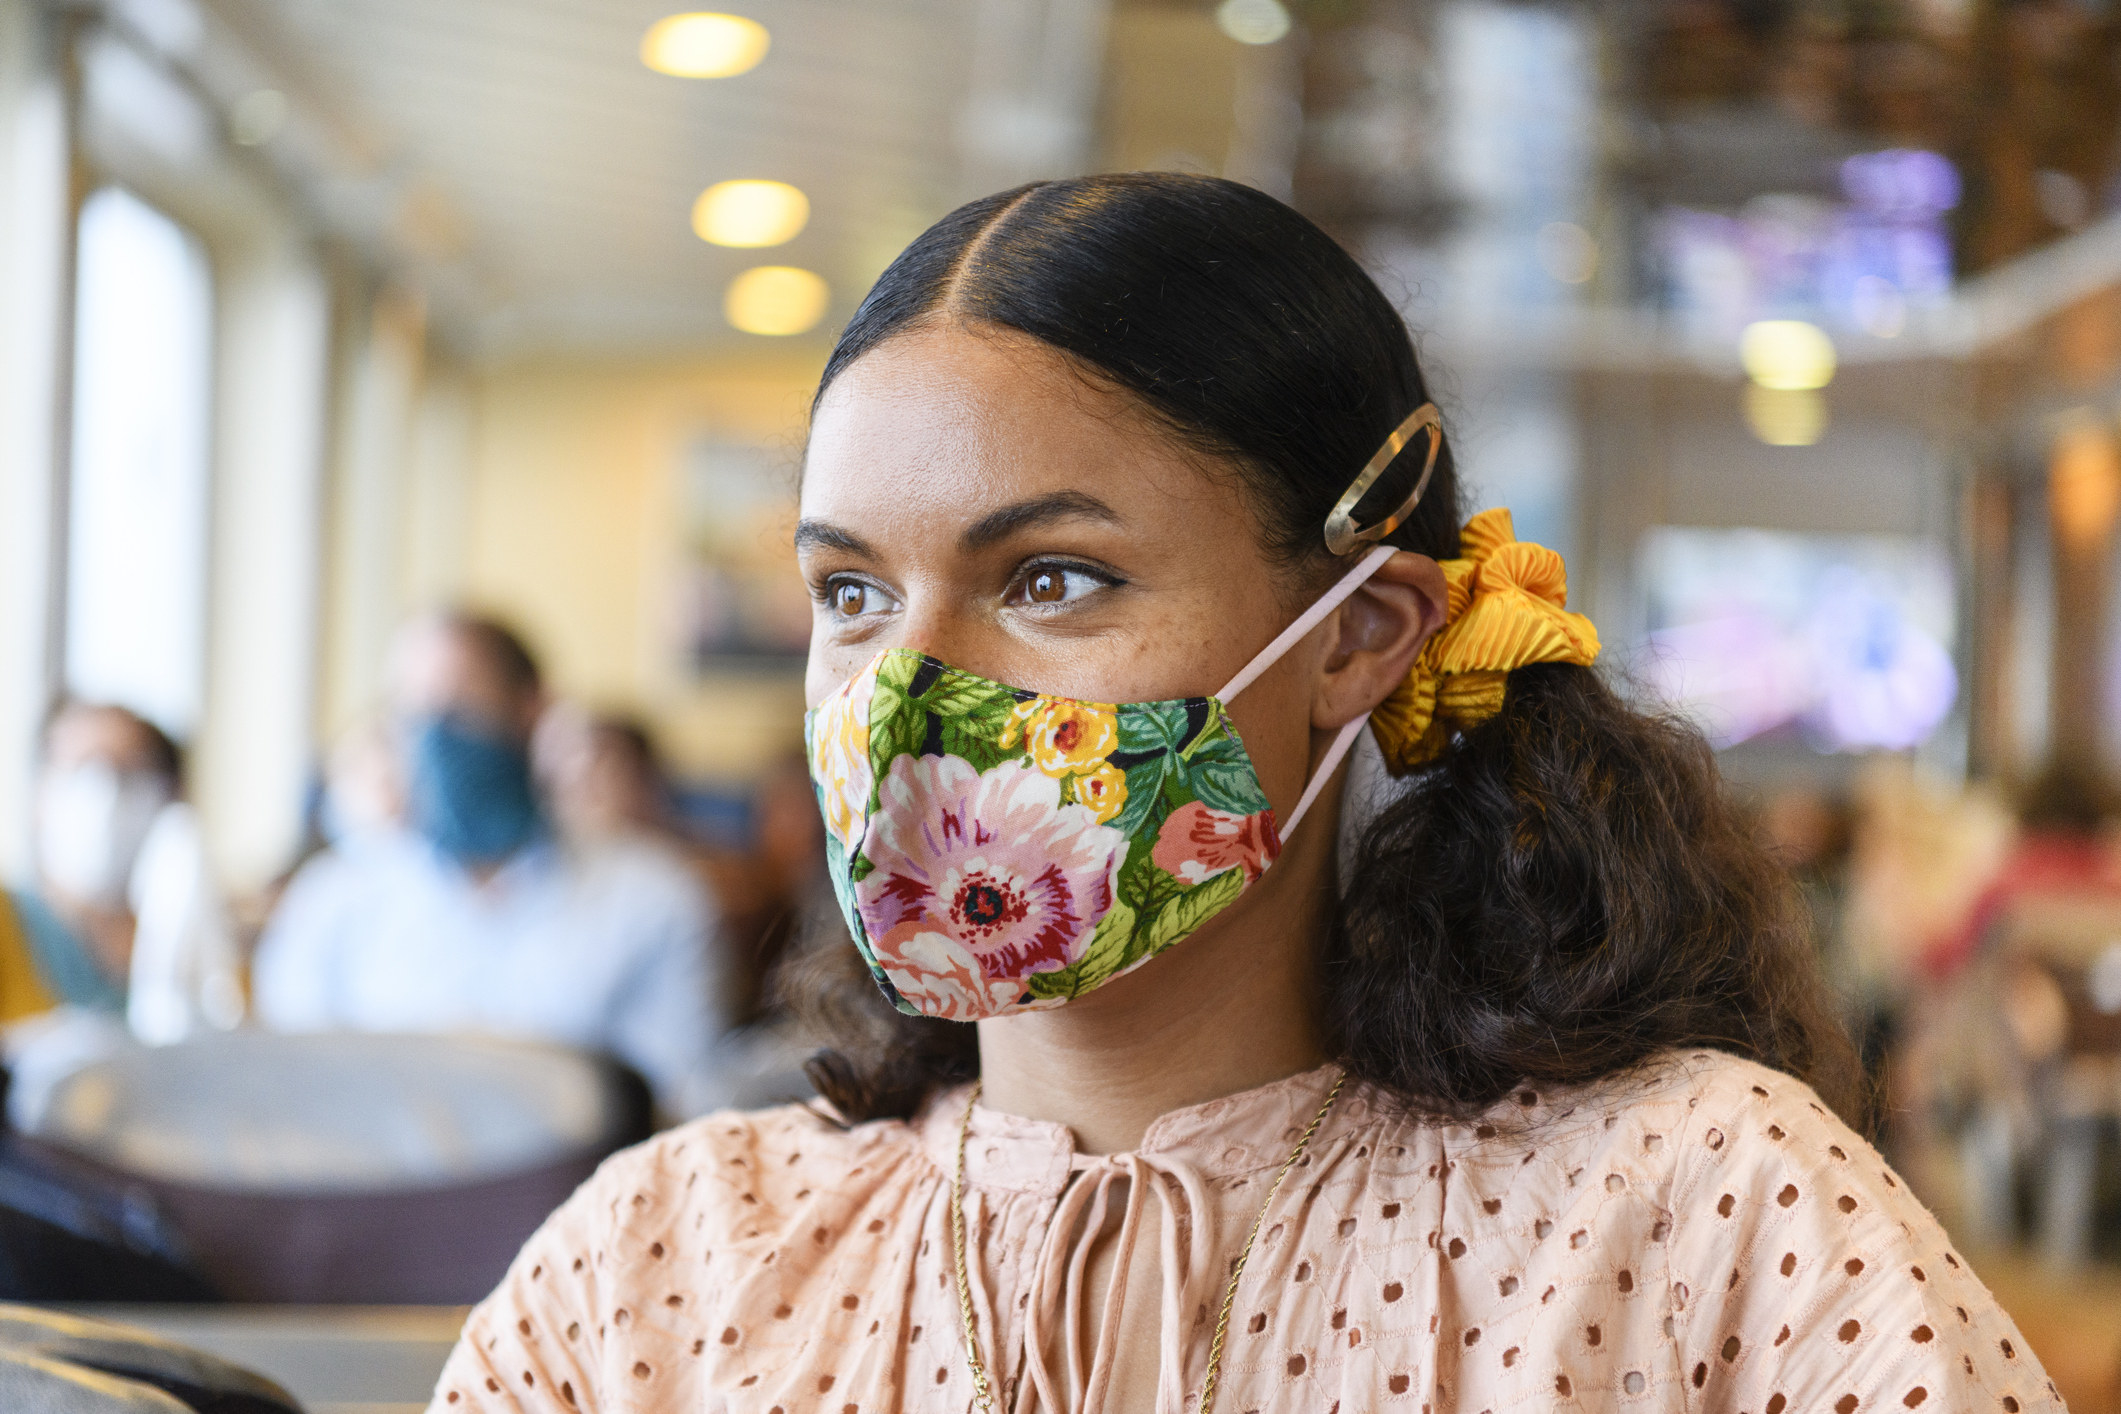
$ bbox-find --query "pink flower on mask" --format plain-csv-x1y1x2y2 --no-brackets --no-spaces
857,754,1127,1018
1150,800,1282,885
869,923,1026,1020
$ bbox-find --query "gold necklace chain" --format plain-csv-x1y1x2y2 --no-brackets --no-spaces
950,1071,1347,1414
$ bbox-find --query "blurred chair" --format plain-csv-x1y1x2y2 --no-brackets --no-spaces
0,1304,298,1413
0,1136,214,1303
18,1031,651,1303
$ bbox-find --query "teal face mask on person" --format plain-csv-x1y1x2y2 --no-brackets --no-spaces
406,714,542,866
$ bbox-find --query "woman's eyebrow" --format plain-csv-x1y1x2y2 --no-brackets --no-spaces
793,520,876,556
958,491,1123,553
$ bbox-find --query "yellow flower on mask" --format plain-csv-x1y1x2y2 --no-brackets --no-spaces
1074,763,1128,822
808,670,876,851
1002,696,1118,777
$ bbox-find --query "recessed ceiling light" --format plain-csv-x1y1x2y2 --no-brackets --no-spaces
1739,320,1836,391
693,180,809,248
726,266,828,336
1216,0,1291,45
641,13,769,78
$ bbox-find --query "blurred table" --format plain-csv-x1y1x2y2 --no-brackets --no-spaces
61,1305,465,1414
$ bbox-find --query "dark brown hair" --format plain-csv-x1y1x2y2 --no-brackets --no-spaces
42,699,183,787
791,172,1856,1125
436,610,543,698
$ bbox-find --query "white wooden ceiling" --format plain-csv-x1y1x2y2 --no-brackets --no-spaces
236,0,1027,356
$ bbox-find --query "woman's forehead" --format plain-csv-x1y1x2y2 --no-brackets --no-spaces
801,326,1239,539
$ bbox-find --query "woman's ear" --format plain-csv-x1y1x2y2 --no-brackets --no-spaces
1314,552,1448,729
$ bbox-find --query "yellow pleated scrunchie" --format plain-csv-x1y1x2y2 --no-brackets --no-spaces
1369,507,1601,773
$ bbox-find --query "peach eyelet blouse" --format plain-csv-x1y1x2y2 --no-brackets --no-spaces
428,1051,2058,1413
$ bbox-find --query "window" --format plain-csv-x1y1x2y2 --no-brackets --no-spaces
64,185,214,736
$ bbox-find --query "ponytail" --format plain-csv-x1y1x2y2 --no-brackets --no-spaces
1329,662,1857,1119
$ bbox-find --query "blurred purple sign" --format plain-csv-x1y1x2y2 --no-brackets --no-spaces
1658,148,1958,338
1641,527,1957,752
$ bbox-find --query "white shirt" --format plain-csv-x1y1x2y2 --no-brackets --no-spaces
128,801,246,1042
253,828,725,1113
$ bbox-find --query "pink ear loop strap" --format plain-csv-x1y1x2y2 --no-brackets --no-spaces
1213,543,1400,842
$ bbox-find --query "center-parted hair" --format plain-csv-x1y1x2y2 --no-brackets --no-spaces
792,172,1855,1125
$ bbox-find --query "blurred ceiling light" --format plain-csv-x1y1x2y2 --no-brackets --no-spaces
229,88,287,147
1744,385,1826,447
2050,411,2121,552
1216,0,1291,45
641,13,769,77
1536,222,1597,285
726,266,828,336
693,180,809,247
1740,320,1836,391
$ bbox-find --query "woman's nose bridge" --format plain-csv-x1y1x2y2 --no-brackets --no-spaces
895,583,989,668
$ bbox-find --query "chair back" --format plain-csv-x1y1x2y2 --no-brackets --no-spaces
25,1031,652,1302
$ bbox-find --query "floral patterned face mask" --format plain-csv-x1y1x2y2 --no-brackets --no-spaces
803,544,1401,1021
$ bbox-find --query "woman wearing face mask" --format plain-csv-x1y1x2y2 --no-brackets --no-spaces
2,702,242,1047
430,176,2051,1414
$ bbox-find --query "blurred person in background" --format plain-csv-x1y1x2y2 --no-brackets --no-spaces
1,701,242,1040
534,705,665,848
1842,762,2019,1209
537,707,821,1107
1,701,244,1131
1889,763,2121,1263
318,714,407,848
253,611,730,1115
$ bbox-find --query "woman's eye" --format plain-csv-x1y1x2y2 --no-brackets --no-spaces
1011,563,1111,608
830,582,872,618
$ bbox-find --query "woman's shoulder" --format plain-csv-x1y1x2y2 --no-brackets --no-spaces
1557,1047,1894,1213
574,1099,933,1240
1437,1048,1860,1167
1400,1049,1924,1261
1475,1050,2061,1413
1392,1048,1850,1177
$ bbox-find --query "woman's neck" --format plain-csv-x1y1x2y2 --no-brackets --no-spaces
974,816,1335,1155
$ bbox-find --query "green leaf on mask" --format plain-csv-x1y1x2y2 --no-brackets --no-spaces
1119,853,1185,919
1118,700,1190,755
1108,755,1170,839
865,684,927,775
1024,897,1138,1000
1184,734,1273,816
876,651,925,693
938,718,1012,773
1140,866,1245,957
917,672,1015,722
1176,698,1229,759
